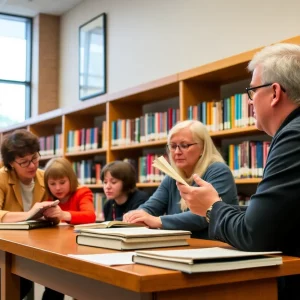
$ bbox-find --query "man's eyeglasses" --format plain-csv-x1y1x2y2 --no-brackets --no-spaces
14,153,41,168
167,143,198,152
246,83,286,100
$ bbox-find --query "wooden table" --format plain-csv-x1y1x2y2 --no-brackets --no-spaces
0,225,299,300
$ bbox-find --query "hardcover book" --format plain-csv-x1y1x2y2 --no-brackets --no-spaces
0,220,57,230
132,247,282,273
76,227,191,250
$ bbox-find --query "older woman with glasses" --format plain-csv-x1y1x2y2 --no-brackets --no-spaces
123,120,238,238
0,129,60,223
0,129,63,300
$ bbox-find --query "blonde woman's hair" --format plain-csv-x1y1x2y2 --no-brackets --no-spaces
167,120,224,211
248,43,300,105
44,157,79,199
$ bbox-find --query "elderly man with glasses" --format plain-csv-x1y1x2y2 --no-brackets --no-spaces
178,43,300,299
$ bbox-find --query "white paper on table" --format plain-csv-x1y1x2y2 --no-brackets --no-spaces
68,252,136,265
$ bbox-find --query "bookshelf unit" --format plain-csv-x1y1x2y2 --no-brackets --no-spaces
1,35,300,191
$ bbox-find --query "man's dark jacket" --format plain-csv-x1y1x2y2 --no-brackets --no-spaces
209,107,300,299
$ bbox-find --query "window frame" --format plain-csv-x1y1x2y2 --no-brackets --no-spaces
0,13,32,120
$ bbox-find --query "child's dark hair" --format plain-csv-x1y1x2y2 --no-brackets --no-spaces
101,161,136,194
1,129,40,170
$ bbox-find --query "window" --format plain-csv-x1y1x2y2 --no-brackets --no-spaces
0,13,32,128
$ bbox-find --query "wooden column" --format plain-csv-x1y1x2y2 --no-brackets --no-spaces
32,14,60,116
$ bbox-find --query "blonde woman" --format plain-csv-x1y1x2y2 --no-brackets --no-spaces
124,120,238,238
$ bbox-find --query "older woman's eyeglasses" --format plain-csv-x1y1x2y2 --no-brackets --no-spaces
246,83,286,100
14,153,41,168
167,143,198,152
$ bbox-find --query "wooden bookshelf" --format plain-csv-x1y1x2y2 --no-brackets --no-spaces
111,140,167,151
84,179,262,190
1,35,300,189
235,178,262,185
65,148,107,157
136,182,161,188
84,184,103,189
40,154,62,162
210,126,259,138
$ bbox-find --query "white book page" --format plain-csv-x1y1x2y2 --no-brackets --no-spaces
68,252,136,265
152,156,188,186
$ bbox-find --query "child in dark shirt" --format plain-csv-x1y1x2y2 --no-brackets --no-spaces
101,161,148,221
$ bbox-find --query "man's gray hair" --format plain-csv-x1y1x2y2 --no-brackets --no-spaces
248,43,300,104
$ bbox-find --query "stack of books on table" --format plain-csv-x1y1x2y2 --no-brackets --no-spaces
132,247,282,273
76,227,191,250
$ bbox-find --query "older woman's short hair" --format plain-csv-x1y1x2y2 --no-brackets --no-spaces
1,129,40,170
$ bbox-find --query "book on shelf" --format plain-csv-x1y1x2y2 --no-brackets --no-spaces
26,200,60,221
132,247,282,274
74,220,146,231
76,227,191,250
152,156,188,186
0,220,58,230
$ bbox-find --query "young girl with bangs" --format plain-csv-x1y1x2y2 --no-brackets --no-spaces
43,157,96,224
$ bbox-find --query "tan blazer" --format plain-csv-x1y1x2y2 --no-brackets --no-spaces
0,167,48,221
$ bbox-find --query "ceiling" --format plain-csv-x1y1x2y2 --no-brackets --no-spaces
0,0,84,17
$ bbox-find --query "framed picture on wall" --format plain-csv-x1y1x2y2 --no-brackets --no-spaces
79,13,107,101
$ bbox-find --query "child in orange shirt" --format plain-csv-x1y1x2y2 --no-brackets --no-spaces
43,157,96,225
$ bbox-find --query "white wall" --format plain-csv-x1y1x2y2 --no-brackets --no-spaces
59,0,300,108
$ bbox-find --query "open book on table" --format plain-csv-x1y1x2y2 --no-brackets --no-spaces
74,220,146,231
26,200,60,221
152,156,189,186
76,227,191,250
132,247,282,273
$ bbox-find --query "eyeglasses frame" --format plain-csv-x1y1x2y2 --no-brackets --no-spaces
14,152,41,168
166,143,198,152
246,83,286,100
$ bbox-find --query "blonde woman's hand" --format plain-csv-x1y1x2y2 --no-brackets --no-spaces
123,210,162,229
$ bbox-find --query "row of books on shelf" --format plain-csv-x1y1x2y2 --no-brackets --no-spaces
228,141,270,179
67,123,108,153
187,93,255,131
39,134,63,156
111,109,179,147
139,154,166,183
72,160,102,185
